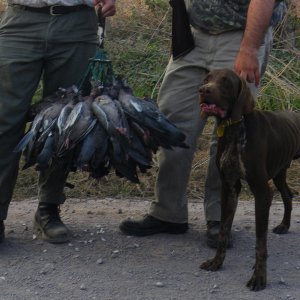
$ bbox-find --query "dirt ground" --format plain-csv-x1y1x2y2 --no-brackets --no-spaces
0,197,300,300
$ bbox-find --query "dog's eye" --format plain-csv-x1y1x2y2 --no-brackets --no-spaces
202,77,210,84
221,76,228,83
220,76,232,87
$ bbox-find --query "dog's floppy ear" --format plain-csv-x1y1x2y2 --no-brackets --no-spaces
231,77,255,120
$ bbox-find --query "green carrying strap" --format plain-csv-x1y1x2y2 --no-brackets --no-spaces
77,7,115,92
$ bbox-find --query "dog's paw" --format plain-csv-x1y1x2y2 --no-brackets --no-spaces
200,258,222,271
273,224,289,234
246,272,266,291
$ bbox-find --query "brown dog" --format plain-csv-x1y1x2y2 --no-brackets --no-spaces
199,69,300,291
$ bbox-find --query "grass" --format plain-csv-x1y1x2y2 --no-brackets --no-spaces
11,1,300,201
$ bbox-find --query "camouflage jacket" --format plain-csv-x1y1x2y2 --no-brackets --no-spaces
185,0,286,34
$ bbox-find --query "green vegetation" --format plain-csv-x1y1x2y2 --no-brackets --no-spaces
258,13,300,111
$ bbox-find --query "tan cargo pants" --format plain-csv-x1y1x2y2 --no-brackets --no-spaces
150,26,273,223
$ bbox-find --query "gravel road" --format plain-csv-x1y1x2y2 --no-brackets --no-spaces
1,197,300,300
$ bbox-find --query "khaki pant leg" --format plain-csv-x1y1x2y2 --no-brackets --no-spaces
150,53,208,223
204,27,273,221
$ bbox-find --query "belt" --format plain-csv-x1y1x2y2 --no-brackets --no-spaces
12,4,90,16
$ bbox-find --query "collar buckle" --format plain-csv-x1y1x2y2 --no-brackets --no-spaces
217,117,244,137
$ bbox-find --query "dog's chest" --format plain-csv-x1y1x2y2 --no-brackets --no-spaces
218,127,246,181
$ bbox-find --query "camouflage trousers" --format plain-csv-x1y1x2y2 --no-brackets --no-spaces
150,26,273,223
0,5,98,220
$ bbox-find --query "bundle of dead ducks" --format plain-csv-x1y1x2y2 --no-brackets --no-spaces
15,79,188,183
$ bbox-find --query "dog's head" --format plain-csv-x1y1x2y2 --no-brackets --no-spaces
199,69,255,120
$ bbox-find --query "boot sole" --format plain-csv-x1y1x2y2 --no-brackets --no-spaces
120,224,188,237
33,219,70,244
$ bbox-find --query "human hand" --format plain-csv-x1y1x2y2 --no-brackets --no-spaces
234,46,260,87
94,0,116,17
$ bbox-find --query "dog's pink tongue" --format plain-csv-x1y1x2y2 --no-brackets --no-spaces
200,103,225,118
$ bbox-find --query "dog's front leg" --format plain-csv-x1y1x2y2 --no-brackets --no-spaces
272,168,292,234
246,181,273,291
200,180,240,271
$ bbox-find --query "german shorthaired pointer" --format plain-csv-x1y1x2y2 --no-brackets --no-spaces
199,69,300,291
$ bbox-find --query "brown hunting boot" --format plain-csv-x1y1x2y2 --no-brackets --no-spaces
34,203,70,244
